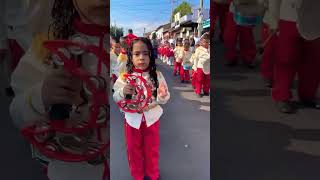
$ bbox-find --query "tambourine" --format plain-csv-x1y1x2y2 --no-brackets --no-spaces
116,74,153,113
21,34,110,171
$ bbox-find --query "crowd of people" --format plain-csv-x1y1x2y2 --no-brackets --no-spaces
212,0,320,114
111,30,211,98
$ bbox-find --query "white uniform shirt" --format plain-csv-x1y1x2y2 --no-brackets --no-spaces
113,70,170,129
195,46,211,74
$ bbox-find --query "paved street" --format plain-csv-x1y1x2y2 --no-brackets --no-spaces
212,27,320,180
110,61,211,180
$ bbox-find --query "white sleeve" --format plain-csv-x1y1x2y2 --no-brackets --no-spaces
112,77,126,103
9,48,47,129
156,71,170,104
198,50,210,65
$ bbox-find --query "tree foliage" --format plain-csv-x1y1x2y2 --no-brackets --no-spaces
171,1,192,22
110,25,124,41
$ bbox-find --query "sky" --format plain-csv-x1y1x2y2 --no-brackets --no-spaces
110,0,210,37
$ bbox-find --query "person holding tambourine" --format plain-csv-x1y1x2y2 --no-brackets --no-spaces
113,37,170,180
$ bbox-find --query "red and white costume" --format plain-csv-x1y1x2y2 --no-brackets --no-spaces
223,0,265,64
173,46,184,75
180,48,192,82
260,0,281,82
212,0,232,41
272,0,320,102
9,18,109,180
113,68,170,180
167,47,174,66
194,46,210,95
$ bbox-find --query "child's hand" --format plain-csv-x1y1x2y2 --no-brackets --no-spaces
123,84,135,96
42,68,83,109
158,82,168,98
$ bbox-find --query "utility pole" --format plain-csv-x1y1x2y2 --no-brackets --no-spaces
197,0,204,37
170,0,174,38
114,20,116,37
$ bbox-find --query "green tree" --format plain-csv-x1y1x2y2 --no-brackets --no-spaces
110,25,124,41
171,1,192,22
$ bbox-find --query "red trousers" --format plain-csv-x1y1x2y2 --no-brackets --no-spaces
272,20,320,102
8,39,25,72
223,12,256,63
260,23,278,80
212,2,230,39
195,68,210,94
179,66,190,81
192,70,197,88
174,61,182,75
124,120,160,180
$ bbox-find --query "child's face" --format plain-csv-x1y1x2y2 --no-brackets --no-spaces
73,0,108,25
132,41,150,70
177,42,182,47
201,38,210,49
184,41,190,49
112,43,121,55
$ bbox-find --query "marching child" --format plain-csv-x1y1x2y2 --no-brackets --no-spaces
180,39,192,83
163,41,170,64
190,39,201,89
9,0,109,179
111,37,122,83
194,33,211,97
212,0,232,42
168,43,175,66
260,0,281,87
173,38,184,76
113,37,170,180
158,44,164,62
272,0,320,113
223,0,266,68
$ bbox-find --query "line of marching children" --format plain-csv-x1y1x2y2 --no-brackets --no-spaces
213,0,320,114
157,33,211,98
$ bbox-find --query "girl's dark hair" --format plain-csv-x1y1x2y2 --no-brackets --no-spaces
50,0,78,39
126,37,159,97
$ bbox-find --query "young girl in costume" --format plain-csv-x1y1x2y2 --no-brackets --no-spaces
113,37,170,180
194,33,211,97
173,38,183,76
180,39,192,83
9,0,109,179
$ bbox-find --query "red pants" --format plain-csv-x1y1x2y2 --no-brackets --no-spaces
224,12,256,63
192,70,197,88
124,120,160,180
179,66,190,81
260,23,278,80
212,2,230,39
272,20,320,102
195,68,210,94
8,39,25,72
174,61,182,75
